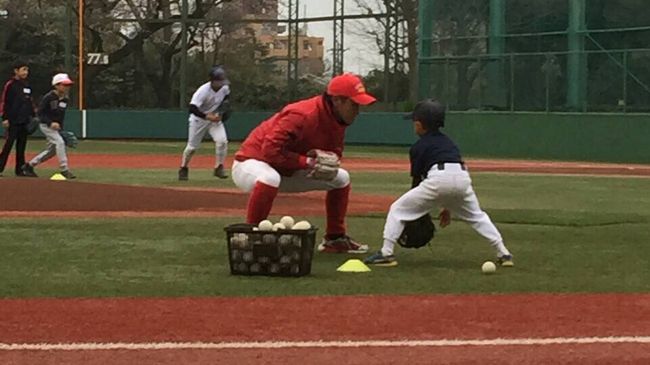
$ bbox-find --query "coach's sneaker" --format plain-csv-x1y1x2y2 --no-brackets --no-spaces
318,235,369,254
61,170,76,180
178,166,189,181
21,163,37,177
214,164,228,179
364,251,398,267
497,254,514,267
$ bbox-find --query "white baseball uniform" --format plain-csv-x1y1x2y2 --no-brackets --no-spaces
376,126,512,259
232,159,350,192
381,162,512,258
181,83,230,168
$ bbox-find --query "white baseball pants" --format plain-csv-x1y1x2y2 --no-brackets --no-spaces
181,118,228,168
29,124,69,170
232,159,350,192
381,163,511,257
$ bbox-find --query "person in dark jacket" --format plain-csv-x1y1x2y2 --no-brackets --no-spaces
22,73,75,179
0,61,35,177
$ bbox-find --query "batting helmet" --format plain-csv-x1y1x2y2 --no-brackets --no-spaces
404,99,445,128
208,65,228,83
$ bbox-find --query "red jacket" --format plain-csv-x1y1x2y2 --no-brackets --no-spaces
236,94,347,176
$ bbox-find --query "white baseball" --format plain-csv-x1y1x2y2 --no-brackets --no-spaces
262,234,276,245
278,235,293,247
482,261,497,274
272,223,286,231
292,220,311,230
258,220,273,231
279,216,295,229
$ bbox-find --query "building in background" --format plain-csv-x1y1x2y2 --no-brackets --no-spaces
236,0,325,76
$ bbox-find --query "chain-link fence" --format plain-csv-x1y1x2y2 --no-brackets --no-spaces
3,0,650,113
0,0,411,111
420,49,650,113
419,0,650,113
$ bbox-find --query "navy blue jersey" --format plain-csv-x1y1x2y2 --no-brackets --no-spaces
37,90,69,128
409,130,462,179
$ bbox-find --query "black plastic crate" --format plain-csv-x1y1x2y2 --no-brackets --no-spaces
224,223,318,277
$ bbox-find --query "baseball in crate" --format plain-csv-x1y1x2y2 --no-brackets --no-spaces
224,216,318,277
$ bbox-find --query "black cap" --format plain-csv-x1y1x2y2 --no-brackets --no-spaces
208,65,229,84
403,99,445,128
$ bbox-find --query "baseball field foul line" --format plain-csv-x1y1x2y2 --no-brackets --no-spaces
1,336,649,351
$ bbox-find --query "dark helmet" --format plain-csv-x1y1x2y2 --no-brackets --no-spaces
208,65,228,83
404,99,446,128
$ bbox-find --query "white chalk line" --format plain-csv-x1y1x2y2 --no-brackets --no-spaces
1,336,649,351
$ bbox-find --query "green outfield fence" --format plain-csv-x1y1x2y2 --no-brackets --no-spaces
53,110,650,164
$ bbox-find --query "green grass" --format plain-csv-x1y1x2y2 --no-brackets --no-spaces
1,171,650,298
0,216,648,298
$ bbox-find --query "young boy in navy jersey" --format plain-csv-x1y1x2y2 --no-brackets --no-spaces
365,99,514,267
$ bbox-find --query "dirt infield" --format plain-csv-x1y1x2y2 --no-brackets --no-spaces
1,294,648,364
0,179,392,218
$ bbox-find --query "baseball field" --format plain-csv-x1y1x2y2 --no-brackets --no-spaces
1,140,649,364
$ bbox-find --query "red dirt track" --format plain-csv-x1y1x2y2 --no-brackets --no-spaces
0,179,393,217
1,294,649,364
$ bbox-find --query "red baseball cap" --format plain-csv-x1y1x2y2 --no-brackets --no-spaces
327,73,376,105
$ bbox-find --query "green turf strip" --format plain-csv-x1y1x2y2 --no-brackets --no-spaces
0,216,648,297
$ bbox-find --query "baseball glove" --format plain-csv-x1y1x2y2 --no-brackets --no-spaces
216,99,231,122
306,149,340,181
397,213,436,249
59,130,79,148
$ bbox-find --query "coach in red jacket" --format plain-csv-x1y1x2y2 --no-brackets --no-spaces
233,73,376,254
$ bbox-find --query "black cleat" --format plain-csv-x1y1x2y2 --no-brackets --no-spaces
61,170,76,179
214,164,228,179
178,166,189,181
21,164,38,177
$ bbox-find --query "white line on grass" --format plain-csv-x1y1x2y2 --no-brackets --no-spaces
1,336,649,351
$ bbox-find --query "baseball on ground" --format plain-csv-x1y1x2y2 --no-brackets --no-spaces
279,216,295,229
482,261,497,274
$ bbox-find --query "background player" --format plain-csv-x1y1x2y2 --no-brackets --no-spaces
178,65,231,181
232,73,376,254
364,99,514,267
0,61,34,177
22,73,75,179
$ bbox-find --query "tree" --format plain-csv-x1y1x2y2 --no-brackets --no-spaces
350,0,418,104
0,0,68,98
81,0,236,108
